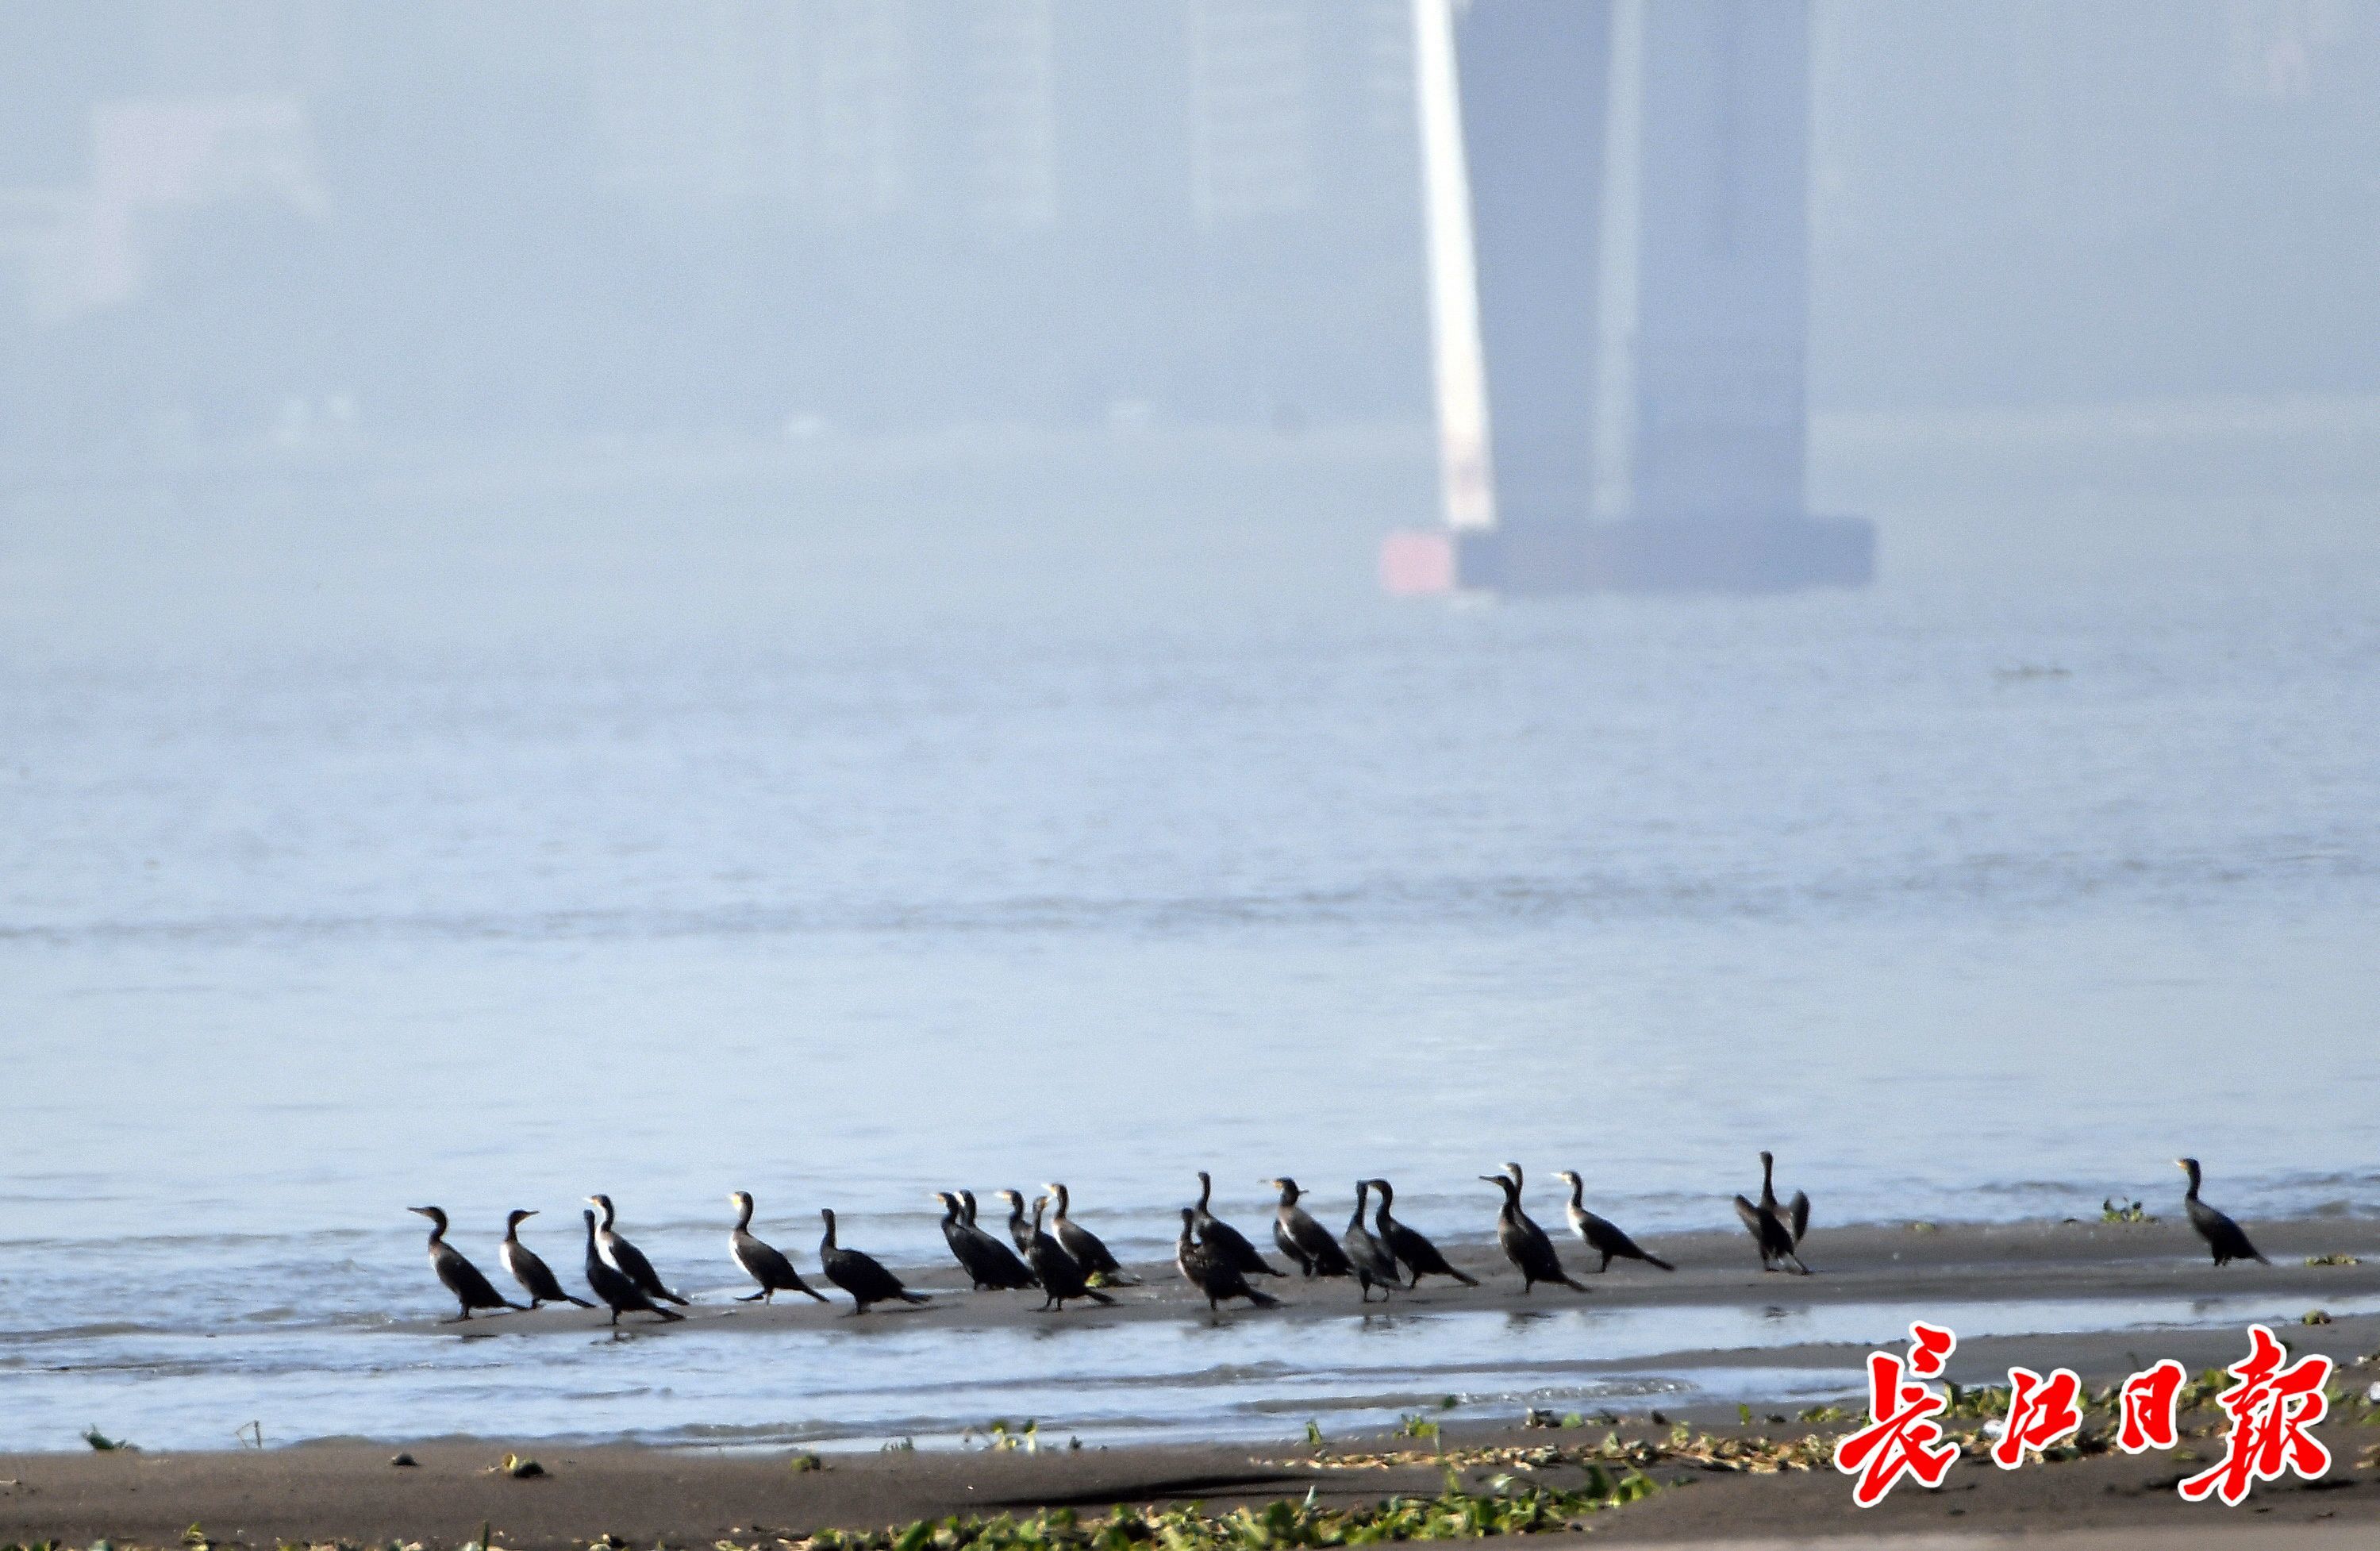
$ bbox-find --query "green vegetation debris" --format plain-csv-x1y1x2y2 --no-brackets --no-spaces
790,1468,1659,1551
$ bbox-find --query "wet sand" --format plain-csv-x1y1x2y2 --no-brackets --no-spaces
384,1215,2380,1339
6,1405,2377,1550
9,1216,2379,1548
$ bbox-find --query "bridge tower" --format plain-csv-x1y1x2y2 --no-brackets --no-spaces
1383,0,1873,595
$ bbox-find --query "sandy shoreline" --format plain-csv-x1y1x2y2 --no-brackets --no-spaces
9,1215,2378,1547
6,1403,2377,1550
383,1214,2380,1339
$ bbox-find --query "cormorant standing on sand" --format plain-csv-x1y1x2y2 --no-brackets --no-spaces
994,1187,1036,1258
582,1208,682,1325
936,1191,1036,1290
728,1191,830,1303
1551,1171,1674,1273
1044,1183,1135,1285
1479,1165,1589,1293
1193,1171,1283,1278
1175,1207,1279,1310
586,1195,690,1304
1732,1153,1809,1275
2177,1158,2268,1266
1019,1194,1115,1312
1267,1178,1352,1278
500,1209,592,1308
1758,1151,1810,1249
409,1207,524,1321
1341,1181,1400,1302
818,1208,929,1314
1366,1179,1477,1288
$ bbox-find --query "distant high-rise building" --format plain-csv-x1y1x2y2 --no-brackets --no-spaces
1188,0,1311,225
586,0,910,223
950,1,1058,232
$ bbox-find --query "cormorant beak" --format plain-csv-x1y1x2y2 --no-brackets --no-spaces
407,1207,435,1217
519,1210,537,1219
1477,1175,1503,1185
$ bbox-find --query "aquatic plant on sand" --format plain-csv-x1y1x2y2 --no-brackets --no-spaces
791,1470,1660,1551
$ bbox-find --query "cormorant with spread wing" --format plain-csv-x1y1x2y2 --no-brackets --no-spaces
1732,1152,1809,1274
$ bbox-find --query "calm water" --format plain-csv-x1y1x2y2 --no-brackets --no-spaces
3,559,2376,1451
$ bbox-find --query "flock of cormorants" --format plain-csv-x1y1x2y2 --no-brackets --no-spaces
406,1153,2267,1325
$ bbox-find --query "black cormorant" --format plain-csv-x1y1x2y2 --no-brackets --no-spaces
1365,1178,1477,1288
1175,1207,1278,1310
1479,1165,1588,1293
581,1208,683,1325
728,1191,829,1303
1732,1152,1809,1274
818,1208,929,1314
1193,1171,1283,1277
1043,1183,1135,1285
1756,1151,1810,1248
1266,1178,1352,1278
500,1209,592,1309
994,1187,1036,1258
1551,1170,1674,1273
1340,1180,1400,1302
586,1194,690,1304
2177,1157,2268,1266
408,1207,524,1321
936,1191,1036,1290
1020,1193,1114,1312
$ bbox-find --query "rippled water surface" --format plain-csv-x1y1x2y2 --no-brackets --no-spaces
4,561,2377,1450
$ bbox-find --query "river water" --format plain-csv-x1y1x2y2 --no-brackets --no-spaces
3,556,2375,1451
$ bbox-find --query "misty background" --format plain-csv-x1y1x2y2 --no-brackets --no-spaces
2,0,2378,650
2,8,2378,1456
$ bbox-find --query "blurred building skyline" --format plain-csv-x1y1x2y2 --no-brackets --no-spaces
3,1,2379,460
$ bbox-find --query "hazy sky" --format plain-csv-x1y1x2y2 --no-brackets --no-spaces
2,1,2376,652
